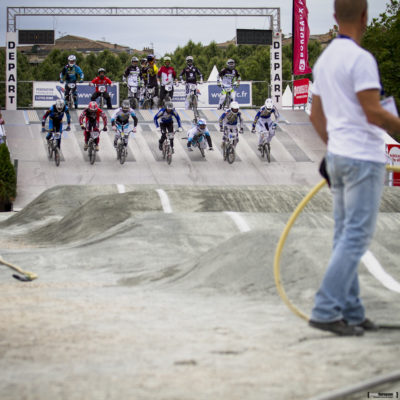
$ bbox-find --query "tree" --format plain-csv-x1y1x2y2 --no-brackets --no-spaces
0,143,17,211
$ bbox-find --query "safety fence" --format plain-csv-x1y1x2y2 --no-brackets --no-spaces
0,80,295,109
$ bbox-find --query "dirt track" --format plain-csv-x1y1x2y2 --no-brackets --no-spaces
1,185,400,399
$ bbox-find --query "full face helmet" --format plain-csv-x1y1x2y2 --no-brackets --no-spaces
197,119,207,132
230,101,239,114
68,54,76,67
55,99,64,112
163,56,171,66
186,56,194,66
131,56,139,66
122,99,130,112
265,98,273,110
98,67,106,77
140,58,147,66
226,59,235,70
147,54,155,63
165,101,174,112
88,101,98,116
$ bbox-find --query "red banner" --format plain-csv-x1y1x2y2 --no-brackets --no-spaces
387,144,400,186
293,78,310,105
293,0,312,75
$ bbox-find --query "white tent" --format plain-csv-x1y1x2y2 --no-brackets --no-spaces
207,65,219,82
282,85,293,108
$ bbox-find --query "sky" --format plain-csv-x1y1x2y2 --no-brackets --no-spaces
0,0,390,57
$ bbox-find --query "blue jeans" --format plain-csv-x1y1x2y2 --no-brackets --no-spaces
311,152,385,324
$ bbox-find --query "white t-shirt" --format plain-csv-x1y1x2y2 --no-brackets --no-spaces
312,37,386,163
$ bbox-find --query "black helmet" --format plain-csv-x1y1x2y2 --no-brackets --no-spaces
147,54,155,62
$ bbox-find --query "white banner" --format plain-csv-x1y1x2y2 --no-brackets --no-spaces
271,31,282,108
6,32,17,110
32,81,120,108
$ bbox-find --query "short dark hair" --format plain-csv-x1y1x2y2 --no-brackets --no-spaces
334,0,367,23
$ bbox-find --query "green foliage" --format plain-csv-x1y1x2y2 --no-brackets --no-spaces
0,143,17,209
362,0,400,116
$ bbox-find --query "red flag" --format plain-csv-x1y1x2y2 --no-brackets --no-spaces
293,0,312,75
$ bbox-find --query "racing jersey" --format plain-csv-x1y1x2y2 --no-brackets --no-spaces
42,104,71,125
60,64,84,83
154,108,182,128
158,66,176,86
111,107,138,127
91,76,112,92
123,65,142,86
142,63,159,87
217,68,241,87
219,110,243,130
79,108,107,130
252,105,280,130
179,66,203,84
187,126,211,144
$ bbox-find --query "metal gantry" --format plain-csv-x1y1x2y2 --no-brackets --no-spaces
7,7,281,32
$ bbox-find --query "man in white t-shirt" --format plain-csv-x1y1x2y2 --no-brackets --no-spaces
309,0,400,336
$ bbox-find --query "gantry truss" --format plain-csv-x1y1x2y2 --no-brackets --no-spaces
7,7,280,33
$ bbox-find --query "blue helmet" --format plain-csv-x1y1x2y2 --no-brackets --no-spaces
197,119,206,132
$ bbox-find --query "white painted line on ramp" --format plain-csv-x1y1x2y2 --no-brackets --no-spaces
224,211,251,233
156,189,172,213
116,184,126,194
362,250,400,293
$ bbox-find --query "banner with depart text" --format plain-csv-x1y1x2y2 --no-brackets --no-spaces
293,0,312,75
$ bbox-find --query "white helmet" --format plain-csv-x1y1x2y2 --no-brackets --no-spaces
55,99,64,112
265,98,273,110
230,101,239,113
68,55,76,66
227,59,235,69
197,119,206,132
122,99,130,112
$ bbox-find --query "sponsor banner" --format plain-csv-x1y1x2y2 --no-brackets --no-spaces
32,81,119,108
387,144,400,186
32,81,251,108
293,78,310,105
207,82,252,107
293,0,312,75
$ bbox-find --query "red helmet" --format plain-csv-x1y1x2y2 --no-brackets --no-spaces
88,101,98,111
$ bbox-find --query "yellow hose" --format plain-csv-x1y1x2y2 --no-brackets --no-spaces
273,164,400,321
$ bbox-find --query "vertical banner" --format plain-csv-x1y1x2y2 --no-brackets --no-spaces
270,31,282,108
6,32,17,110
293,0,312,75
